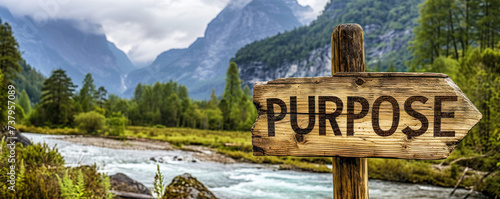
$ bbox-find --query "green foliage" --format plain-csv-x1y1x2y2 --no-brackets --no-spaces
232,0,421,71
221,62,243,130
454,48,500,159
369,159,454,186
0,69,3,124
78,73,97,112
19,89,31,115
16,124,81,135
74,111,106,134
207,89,218,109
128,81,184,126
412,23,500,195
0,19,23,124
409,0,500,70
13,60,45,104
0,137,110,198
101,175,113,199
0,19,22,83
124,78,252,131
35,69,77,127
56,170,86,199
386,62,397,72
105,94,130,118
409,5,499,196
95,86,107,109
220,62,256,131
13,103,26,124
106,112,126,136
17,142,65,168
153,164,166,199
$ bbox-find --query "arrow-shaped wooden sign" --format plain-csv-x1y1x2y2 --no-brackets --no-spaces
252,72,482,160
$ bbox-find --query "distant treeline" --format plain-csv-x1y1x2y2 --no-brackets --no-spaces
23,61,256,133
121,62,256,130
0,18,256,134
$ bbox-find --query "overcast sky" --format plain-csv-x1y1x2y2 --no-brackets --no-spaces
0,0,327,65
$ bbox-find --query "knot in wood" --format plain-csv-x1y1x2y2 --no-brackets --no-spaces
295,134,304,142
355,78,365,85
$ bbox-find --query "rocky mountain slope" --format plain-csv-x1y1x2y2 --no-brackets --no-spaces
125,0,312,99
0,7,135,94
232,0,422,89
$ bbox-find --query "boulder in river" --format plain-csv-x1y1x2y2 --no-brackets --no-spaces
163,173,217,199
110,173,152,196
1,126,31,146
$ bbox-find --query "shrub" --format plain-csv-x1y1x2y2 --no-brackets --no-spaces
74,111,106,134
0,137,111,198
107,116,126,136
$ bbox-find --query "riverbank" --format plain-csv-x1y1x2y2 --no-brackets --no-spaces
57,135,236,164
16,124,499,198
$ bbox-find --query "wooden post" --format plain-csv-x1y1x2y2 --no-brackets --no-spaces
331,24,368,198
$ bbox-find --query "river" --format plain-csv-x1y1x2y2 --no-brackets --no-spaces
23,133,488,199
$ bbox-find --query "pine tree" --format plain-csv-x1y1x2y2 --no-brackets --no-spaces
0,20,22,83
14,60,45,104
386,62,397,72
0,20,22,124
19,89,31,115
222,62,243,129
408,0,448,69
218,99,230,130
95,86,107,109
409,0,500,70
477,0,500,49
41,69,76,126
133,83,144,102
0,69,4,123
207,89,218,109
79,73,96,112
238,85,257,130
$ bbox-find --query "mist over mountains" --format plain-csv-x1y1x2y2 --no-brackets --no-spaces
124,0,313,99
0,7,135,94
0,0,421,100
0,0,314,98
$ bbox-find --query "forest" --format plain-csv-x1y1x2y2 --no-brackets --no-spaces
232,0,422,70
407,0,500,193
0,0,499,198
21,62,256,135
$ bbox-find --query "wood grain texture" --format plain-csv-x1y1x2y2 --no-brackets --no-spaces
332,157,368,198
331,23,367,199
251,73,482,159
331,24,365,74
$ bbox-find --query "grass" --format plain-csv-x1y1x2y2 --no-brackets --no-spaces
16,124,82,135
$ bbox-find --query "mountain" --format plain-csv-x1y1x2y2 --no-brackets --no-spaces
282,0,315,24
125,0,310,99
232,0,423,90
0,7,135,94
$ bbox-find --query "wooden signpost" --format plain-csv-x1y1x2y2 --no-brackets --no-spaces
251,24,482,198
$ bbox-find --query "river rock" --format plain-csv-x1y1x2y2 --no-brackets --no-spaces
1,126,31,146
163,173,217,199
110,173,152,196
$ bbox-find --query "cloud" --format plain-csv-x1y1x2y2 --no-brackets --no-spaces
0,0,229,65
297,0,328,15
0,0,324,65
